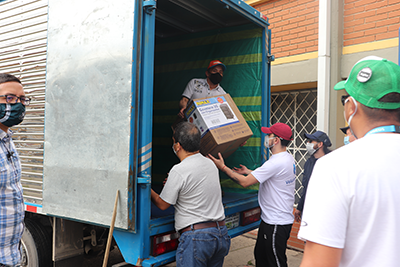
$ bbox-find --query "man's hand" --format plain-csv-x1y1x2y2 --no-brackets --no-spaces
295,209,302,222
163,174,168,186
178,97,189,118
233,164,251,175
207,152,225,170
178,107,186,118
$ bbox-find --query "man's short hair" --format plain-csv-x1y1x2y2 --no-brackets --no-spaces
280,139,291,147
173,122,201,152
0,73,21,85
360,92,400,122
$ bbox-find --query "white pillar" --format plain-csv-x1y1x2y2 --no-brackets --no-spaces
317,0,331,132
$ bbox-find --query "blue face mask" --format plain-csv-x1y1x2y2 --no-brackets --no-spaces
344,136,350,145
0,103,25,127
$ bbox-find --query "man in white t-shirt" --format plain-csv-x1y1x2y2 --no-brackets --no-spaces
298,56,400,267
178,60,227,118
151,122,230,267
209,122,296,267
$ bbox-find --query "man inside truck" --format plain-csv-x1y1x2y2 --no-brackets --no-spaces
177,60,227,119
0,73,29,267
208,122,296,267
151,122,231,267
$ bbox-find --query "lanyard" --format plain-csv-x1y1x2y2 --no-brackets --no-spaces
365,125,400,136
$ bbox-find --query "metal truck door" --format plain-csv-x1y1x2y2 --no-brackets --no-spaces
43,0,138,230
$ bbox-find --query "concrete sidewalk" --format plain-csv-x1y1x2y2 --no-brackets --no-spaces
165,229,304,267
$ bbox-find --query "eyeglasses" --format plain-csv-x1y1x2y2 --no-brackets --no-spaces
0,95,30,106
341,95,350,106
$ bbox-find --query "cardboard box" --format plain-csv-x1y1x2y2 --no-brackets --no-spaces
185,94,253,158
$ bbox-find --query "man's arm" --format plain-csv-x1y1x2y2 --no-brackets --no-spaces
208,153,258,188
178,96,189,118
300,241,342,267
179,96,189,110
223,166,258,188
151,189,171,210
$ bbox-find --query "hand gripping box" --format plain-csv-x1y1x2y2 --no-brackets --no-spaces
184,94,253,158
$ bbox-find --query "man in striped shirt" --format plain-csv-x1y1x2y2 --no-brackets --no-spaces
0,73,29,266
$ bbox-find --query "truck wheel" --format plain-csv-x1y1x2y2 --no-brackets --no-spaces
21,218,52,267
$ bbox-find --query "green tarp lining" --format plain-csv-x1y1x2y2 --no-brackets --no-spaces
152,24,264,193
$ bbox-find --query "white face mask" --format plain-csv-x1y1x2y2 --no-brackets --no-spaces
344,96,358,139
264,136,276,149
172,143,177,155
306,142,318,156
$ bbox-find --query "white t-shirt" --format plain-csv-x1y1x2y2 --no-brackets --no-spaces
298,133,400,267
182,78,226,101
160,153,225,232
251,151,296,225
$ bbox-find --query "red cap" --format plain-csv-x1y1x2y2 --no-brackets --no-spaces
261,123,293,140
208,60,226,71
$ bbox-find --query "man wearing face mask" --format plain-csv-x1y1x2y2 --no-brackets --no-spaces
294,131,331,223
0,73,29,267
298,56,400,267
208,122,296,267
151,122,230,267
178,60,227,118
339,126,356,145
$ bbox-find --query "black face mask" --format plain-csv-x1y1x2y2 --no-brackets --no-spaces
0,103,25,127
209,73,223,85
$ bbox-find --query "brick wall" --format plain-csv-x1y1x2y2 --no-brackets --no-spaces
288,208,305,251
253,0,319,59
344,0,400,46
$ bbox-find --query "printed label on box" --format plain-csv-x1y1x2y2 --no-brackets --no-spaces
186,96,239,137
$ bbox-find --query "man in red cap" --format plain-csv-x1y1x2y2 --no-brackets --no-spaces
208,122,296,267
178,60,227,118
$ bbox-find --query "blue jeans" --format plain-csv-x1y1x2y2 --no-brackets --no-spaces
176,225,231,267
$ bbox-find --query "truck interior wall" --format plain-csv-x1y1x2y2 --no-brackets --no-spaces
152,23,263,194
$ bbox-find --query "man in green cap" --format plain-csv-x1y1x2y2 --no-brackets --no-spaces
298,56,400,267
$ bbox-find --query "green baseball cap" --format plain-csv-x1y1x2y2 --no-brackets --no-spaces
334,56,400,109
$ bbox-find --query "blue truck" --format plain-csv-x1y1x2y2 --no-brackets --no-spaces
0,0,272,266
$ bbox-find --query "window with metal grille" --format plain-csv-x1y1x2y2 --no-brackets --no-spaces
270,89,317,204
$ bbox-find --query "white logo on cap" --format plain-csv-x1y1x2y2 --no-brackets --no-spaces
357,67,372,83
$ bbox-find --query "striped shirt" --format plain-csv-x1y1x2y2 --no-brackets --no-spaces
0,129,24,266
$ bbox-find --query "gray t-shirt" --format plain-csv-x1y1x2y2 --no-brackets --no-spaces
182,78,226,101
160,153,225,231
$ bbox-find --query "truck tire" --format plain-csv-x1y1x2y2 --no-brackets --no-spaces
21,218,52,267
